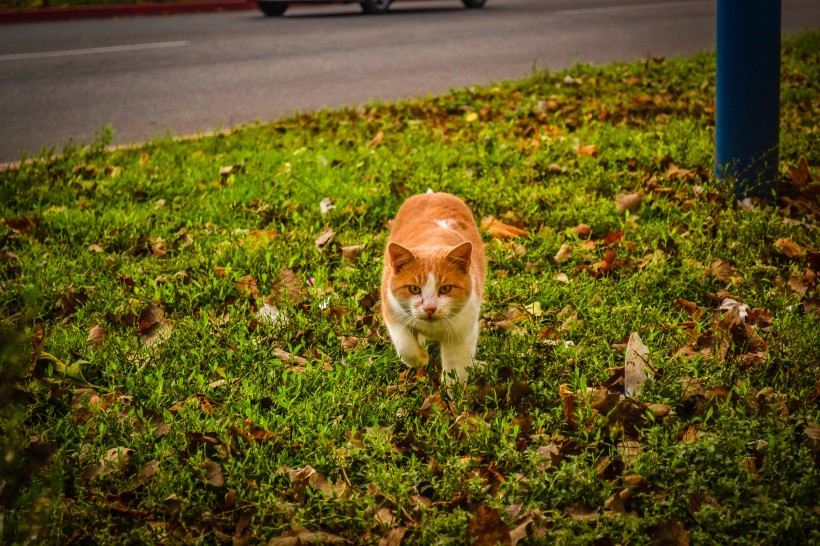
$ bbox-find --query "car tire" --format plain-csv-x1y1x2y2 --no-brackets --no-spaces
462,0,486,7
360,0,392,14
258,2,288,16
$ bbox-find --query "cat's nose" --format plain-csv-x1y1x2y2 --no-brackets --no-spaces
423,303,437,317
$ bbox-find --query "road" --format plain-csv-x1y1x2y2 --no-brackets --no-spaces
1,0,818,163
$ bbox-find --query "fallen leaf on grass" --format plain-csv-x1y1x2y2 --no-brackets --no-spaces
617,440,642,466
467,505,511,546
320,198,335,215
87,325,107,348
571,223,592,238
558,384,579,430
787,156,811,186
229,419,278,444
576,144,598,157
419,394,450,420
674,299,704,321
368,131,384,147
315,228,335,250
237,275,260,299
138,303,172,349
273,348,308,366
806,422,820,454
257,303,287,327
615,192,642,213
237,229,278,249
508,510,543,546
378,527,407,546
341,336,362,352
666,163,698,182
603,230,625,246
647,520,689,546
774,238,805,258
341,245,364,262
688,491,719,516
200,458,225,487
532,443,562,471
375,507,397,527
272,268,304,303
286,466,349,500
706,260,736,281
565,502,598,521
268,527,347,545
480,216,529,239
624,332,652,398
2,215,40,236
554,244,572,263
787,269,815,295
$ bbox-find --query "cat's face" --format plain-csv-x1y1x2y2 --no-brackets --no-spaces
387,242,473,321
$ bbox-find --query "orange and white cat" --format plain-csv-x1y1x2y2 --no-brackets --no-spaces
381,191,486,384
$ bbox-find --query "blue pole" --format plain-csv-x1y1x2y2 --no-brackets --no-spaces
716,0,782,200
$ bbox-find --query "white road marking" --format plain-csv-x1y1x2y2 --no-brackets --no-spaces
0,41,190,62
557,1,710,17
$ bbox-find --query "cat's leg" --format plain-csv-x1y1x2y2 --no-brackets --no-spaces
440,319,478,384
386,321,429,368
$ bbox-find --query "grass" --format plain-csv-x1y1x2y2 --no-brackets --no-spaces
1,30,819,546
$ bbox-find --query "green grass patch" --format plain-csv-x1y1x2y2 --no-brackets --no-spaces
2,30,819,545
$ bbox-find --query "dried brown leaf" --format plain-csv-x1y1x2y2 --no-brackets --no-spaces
603,230,625,246
200,458,225,487
788,156,811,186
378,527,407,546
368,131,384,148
647,520,689,546
571,223,592,238
341,245,364,262
787,269,815,294
706,260,736,281
87,325,107,348
273,348,308,366
674,299,704,321
315,228,335,250
565,502,598,521
624,332,651,398
480,216,529,239
138,304,172,349
554,244,572,263
467,505,511,546
617,440,642,466
237,275,260,299
615,192,642,213
774,238,805,258
576,144,599,157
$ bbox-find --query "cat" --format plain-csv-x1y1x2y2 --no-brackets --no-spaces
381,191,486,384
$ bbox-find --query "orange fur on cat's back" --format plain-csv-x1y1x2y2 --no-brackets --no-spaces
381,192,485,316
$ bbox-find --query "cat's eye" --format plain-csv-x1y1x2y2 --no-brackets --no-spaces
408,285,421,294
439,285,453,295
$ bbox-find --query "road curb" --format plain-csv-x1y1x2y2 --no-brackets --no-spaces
0,0,257,23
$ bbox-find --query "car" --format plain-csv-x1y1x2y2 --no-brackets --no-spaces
257,0,486,17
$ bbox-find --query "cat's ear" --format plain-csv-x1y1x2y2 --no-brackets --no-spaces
446,242,472,272
388,243,417,273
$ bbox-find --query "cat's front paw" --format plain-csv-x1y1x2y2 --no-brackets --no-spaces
400,346,429,368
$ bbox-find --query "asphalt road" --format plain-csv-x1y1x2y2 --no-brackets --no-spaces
1,0,818,163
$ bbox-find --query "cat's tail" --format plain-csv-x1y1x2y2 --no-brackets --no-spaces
426,188,434,194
